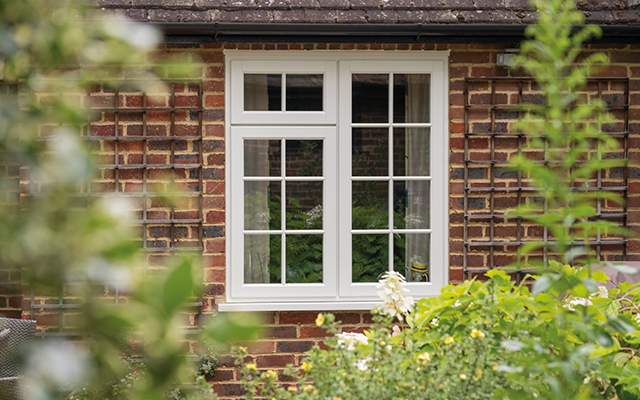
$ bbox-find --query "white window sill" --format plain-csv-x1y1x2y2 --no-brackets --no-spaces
217,301,381,312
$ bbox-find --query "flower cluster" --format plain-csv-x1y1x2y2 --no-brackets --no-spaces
376,271,414,321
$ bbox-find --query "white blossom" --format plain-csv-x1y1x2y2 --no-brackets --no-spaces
376,271,414,321
336,332,369,350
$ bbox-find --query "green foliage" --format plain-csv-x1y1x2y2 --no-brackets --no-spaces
511,0,625,265
236,311,507,400
0,1,258,399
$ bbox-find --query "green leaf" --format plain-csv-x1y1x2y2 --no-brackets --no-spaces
532,274,553,295
162,258,194,317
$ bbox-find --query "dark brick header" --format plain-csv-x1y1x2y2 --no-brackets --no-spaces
95,0,640,25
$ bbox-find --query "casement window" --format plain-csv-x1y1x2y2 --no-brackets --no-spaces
222,51,448,311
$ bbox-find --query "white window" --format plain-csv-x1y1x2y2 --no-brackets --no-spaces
222,51,449,311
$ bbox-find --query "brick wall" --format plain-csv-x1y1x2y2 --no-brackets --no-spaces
3,42,640,398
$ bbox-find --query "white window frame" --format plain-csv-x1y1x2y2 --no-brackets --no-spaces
221,51,449,311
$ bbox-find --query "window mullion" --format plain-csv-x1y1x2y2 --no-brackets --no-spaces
281,138,286,285
388,72,394,274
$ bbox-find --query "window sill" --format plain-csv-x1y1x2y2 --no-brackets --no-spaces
217,301,381,312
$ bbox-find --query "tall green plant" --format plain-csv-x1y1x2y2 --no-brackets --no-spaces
511,0,625,266
499,0,635,398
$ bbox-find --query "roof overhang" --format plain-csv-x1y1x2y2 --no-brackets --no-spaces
152,22,640,44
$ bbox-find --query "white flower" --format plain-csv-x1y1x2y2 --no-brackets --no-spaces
336,332,369,350
430,318,439,327
376,271,414,321
563,297,593,311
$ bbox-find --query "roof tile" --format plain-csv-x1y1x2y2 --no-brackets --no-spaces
272,9,308,21
148,8,212,20
304,9,339,22
336,9,368,22
364,9,399,22
94,0,640,25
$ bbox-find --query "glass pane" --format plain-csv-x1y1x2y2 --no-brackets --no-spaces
244,140,281,177
394,233,430,283
393,128,430,177
352,128,388,176
393,181,430,229
244,181,281,230
352,74,388,123
352,181,388,230
286,74,323,111
286,182,322,230
244,234,281,283
393,74,430,123
352,234,388,282
244,74,281,111
286,234,323,283
286,140,323,177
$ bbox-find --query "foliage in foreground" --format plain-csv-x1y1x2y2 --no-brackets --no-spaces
0,1,260,399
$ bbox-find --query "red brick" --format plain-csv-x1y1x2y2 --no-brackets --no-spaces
203,196,225,209
450,52,491,63
205,125,224,137
206,211,225,223
279,312,318,325
203,80,225,92
450,66,469,79
205,239,225,253
256,355,294,368
267,326,297,339
276,341,314,353
300,326,328,338
205,95,224,107
206,269,225,282
200,52,224,64
204,255,225,267
449,268,463,281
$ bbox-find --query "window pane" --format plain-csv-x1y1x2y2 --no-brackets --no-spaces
244,74,282,111
394,181,430,229
352,181,388,230
244,181,281,230
286,234,323,283
393,128,430,177
352,128,388,176
393,74,430,123
244,139,281,177
393,233,430,283
286,74,323,111
352,74,388,123
244,234,281,283
353,234,388,283
286,140,322,177
286,182,322,230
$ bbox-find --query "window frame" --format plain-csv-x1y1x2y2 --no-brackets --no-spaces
222,51,449,311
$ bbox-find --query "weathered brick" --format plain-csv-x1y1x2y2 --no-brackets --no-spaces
276,341,314,353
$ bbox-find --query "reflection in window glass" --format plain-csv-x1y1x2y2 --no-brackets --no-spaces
244,234,281,283
352,234,388,282
286,74,323,111
286,234,323,283
286,182,323,230
352,128,388,176
352,181,388,230
244,139,281,177
393,181,430,230
393,233,430,282
244,181,281,231
393,128,430,177
244,74,282,111
286,140,323,177
352,74,389,123
393,74,430,123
